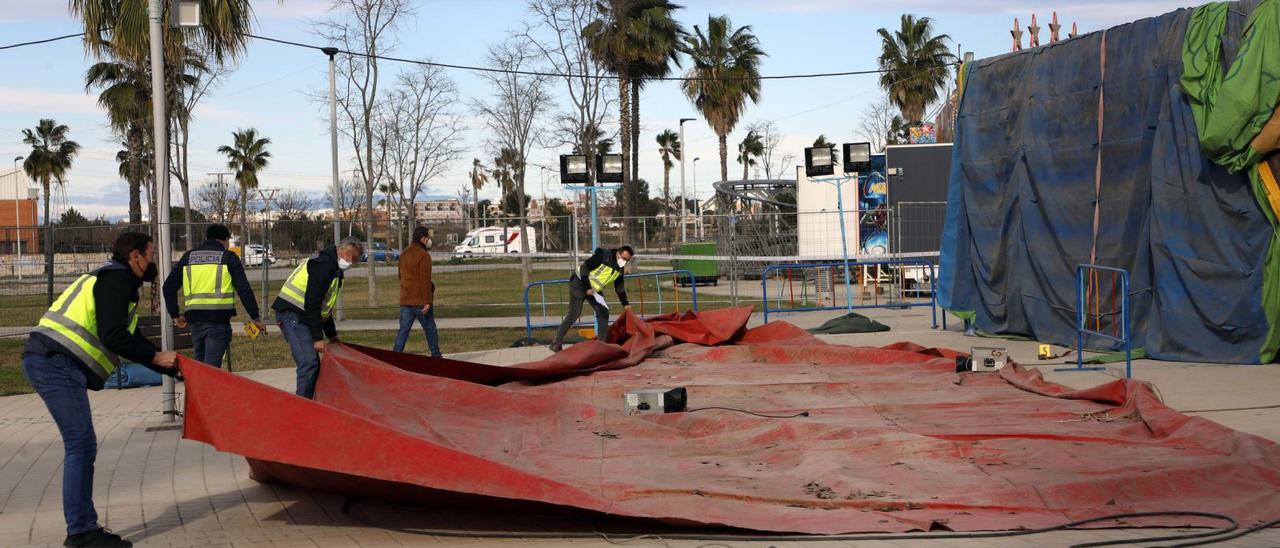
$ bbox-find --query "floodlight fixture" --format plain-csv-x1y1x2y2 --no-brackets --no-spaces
842,142,873,174
559,154,590,185
172,0,201,27
804,146,835,177
597,153,624,183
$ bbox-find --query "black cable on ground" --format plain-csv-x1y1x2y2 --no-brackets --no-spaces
685,407,809,419
1163,518,1280,547
341,498,1245,547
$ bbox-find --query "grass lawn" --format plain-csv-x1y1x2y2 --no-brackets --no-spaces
0,326,547,397
1,267,717,333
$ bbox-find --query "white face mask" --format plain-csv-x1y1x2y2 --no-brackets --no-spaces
423,238,433,248
617,257,629,268
337,257,353,271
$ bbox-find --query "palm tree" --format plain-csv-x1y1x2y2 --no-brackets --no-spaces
655,129,681,211
584,0,684,225
217,129,271,238
22,120,81,303
116,138,152,229
625,5,684,188
681,15,765,187
737,131,763,180
86,56,200,226
877,14,956,124
71,0,254,65
469,159,488,228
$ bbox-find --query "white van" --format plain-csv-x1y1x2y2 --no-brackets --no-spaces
455,226,539,255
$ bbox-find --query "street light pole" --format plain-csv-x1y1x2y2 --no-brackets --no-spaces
324,46,343,321
148,0,176,422
678,118,694,243
692,157,701,239
12,156,23,279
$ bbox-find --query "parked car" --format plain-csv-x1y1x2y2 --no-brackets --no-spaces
241,244,276,267
362,242,401,262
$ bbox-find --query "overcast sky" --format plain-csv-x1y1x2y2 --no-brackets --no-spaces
0,0,1199,220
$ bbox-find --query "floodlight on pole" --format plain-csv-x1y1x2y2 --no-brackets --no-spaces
842,142,872,175
678,117,695,243
559,152,622,334
803,143,874,312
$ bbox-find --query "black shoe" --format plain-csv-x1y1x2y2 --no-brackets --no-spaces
64,527,132,547
549,343,563,352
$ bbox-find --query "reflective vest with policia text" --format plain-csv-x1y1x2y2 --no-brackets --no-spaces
587,262,622,292
182,250,234,311
277,255,342,318
32,262,139,381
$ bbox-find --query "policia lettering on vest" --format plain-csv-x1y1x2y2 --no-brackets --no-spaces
21,232,178,548
549,246,635,353
162,224,263,369
271,238,364,399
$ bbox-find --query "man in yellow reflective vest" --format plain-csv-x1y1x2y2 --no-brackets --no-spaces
161,224,263,368
21,232,178,547
549,245,634,352
271,237,363,398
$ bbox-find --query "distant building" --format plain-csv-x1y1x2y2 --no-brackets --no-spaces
413,199,465,223
0,169,40,253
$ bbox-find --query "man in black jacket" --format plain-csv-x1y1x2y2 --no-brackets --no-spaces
271,238,363,398
549,246,634,352
162,224,262,368
22,232,178,547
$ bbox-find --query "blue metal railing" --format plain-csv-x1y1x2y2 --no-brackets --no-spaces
1058,264,1132,378
760,259,942,329
524,269,699,339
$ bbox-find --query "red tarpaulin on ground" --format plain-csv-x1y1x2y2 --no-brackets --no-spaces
180,308,1280,534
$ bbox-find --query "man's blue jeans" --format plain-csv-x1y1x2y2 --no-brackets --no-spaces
189,321,232,368
392,305,442,357
21,352,100,535
277,310,321,398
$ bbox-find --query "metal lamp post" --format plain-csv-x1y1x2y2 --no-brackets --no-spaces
692,157,700,239
153,0,202,422
804,142,873,312
12,156,23,279
323,46,343,320
678,118,695,243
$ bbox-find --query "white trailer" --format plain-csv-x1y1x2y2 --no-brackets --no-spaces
454,226,539,254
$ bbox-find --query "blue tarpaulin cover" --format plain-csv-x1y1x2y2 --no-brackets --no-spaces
939,1,1275,363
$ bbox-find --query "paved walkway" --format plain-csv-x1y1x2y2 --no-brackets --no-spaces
1,308,1278,547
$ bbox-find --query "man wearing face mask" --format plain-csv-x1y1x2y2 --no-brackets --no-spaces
393,226,441,357
549,245,634,352
271,237,363,398
22,232,179,548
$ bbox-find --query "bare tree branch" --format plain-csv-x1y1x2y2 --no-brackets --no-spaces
519,0,616,170
471,37,555,287
313,0,411,304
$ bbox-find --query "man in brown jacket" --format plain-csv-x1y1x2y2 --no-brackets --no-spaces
393,226,441,356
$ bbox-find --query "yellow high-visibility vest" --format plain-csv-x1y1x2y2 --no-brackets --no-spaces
32,263,139,380
588,262,621,292
182,250,234,311
278,255,341,318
